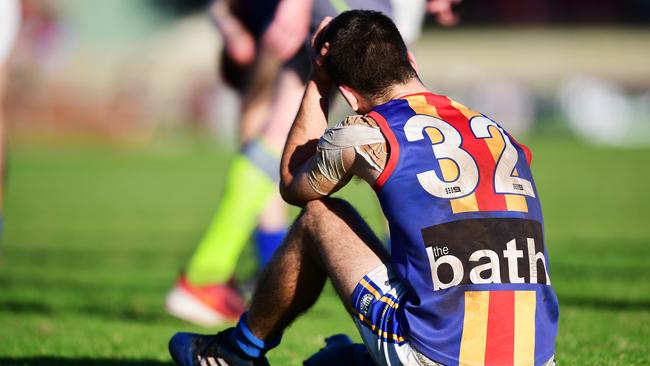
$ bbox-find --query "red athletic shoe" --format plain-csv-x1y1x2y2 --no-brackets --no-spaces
165,274,245,327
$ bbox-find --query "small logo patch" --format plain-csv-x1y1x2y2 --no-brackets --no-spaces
359,293,374,316
445,186,461,195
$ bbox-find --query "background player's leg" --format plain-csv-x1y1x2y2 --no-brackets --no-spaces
245,198,389,341
184,56,309,283
184,139,280,285
237,50,281,145
166,43,287,327
239,53,290,269
176,60,306,283
255,57,310,153
255,193,288,267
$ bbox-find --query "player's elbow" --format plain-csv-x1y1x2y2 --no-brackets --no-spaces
279,184,309,207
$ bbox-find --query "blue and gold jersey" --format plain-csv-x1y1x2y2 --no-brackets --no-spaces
368,92,559,365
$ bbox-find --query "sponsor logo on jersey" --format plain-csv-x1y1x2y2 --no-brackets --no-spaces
422,218,550,291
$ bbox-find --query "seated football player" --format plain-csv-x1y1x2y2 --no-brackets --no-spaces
169,10,558,366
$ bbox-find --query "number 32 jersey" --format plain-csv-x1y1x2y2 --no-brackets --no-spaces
369,92,559,366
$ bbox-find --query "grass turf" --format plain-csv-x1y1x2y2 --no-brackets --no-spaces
0,137,648,365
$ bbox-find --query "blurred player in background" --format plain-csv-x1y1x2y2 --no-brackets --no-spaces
0,0,22,238
166,0,461,327
164,0,290,327
165,0,393,327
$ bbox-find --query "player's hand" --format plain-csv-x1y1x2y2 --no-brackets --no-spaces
427,0,462,26
310,17,332,86
210,0,256,65
262,0,312,61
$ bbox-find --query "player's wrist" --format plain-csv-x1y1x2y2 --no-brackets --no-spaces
309,71,332,93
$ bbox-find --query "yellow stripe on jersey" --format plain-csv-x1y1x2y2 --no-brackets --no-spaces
483,125,504,162
483,126,528,213
514,291,537,365
406,95,480,213
450,193,479,213
405,95,440,118
438,159,459,182
505,194,528,212
359,278,399,309
450,99,482,119
355,312,405,343
459,291,490,365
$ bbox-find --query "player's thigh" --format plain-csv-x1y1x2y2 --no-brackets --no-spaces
238,53,282,144
301,198,389,310
258,58,309,151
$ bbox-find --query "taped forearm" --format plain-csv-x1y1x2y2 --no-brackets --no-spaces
307,116,387,195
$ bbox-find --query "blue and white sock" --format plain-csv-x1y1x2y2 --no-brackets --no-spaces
230,312,282,358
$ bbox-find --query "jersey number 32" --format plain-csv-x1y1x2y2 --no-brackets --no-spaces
404,115,535,199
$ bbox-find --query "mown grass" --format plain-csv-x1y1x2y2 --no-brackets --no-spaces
0,136,648,365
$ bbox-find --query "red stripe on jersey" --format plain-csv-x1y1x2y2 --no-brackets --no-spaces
484,291,515,365
424,94,507,211
369,111,400,191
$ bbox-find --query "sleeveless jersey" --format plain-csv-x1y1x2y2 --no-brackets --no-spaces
368,92,559,366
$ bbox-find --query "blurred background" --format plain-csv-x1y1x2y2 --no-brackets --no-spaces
5,0,650,145
0,1,648,365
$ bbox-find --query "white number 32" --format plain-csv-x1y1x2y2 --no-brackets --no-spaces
404,115,535,199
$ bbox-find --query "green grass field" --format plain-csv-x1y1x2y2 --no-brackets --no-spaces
0,136,648,365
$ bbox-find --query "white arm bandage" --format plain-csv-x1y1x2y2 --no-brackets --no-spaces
308,123,386,195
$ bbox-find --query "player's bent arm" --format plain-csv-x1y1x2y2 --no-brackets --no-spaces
280,76,332,205
280,148,355,206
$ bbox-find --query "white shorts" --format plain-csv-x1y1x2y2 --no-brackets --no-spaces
0,0,21,64
351,264,556,366
390,0,426,45
351,264,442,366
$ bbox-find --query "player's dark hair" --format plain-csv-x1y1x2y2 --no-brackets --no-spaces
315,10,417,100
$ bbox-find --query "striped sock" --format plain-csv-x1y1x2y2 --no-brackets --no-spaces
230,312,282,358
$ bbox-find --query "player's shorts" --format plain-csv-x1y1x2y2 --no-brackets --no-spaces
311,0,392,31
0,0,21,64
230,0,280,38
351,264,442,366
351,264,556,366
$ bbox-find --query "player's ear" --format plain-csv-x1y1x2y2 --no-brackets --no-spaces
338,85,360,112
407,50,418,72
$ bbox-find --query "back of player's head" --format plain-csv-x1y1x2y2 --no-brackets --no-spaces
315,10,417,100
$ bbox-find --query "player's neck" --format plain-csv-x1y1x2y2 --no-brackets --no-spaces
379,78,429,104
355,79,429,113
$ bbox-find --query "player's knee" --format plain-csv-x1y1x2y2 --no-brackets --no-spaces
302,198,349,218
299,198,355,231
298,200,328,228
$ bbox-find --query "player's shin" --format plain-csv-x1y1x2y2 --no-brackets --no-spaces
186,139,282,285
